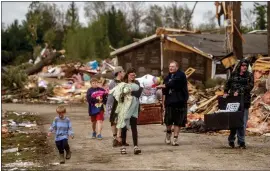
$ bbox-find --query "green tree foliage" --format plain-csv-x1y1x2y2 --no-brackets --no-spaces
65,2,80,30
1,2,196,65
1,19,32,65
63,28,95,60
253,2,267,30
107,6,132,48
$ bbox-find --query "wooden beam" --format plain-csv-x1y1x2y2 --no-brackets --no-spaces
232,1,243,59
185,67,196,78
233,21,246,43
163,40,193,53
160,34,164,77
166,36,212,59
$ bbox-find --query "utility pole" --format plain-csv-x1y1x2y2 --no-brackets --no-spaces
223,1,243,59
232,1,243,59
216,1,243,78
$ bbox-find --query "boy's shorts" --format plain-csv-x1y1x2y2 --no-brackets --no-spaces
90,111,104,122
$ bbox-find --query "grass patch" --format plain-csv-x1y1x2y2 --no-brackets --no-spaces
2,111,53,169
5,111,42,125
2,132,50,165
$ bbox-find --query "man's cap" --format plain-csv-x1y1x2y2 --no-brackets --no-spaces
113,66,124,74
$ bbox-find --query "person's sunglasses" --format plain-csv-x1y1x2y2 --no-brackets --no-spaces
241,64,247,67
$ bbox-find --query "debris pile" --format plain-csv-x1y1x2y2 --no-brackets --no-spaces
1,111,39,137
248,57,270,134
2,57,118,104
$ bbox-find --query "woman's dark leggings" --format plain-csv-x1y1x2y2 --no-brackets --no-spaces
121,117,138,146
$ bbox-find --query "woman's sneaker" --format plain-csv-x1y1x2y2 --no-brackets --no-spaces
134,146,141,155
120,147,127,154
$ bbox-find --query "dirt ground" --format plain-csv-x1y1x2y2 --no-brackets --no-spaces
2,103,270,170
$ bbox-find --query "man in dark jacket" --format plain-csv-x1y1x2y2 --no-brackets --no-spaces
224,58,254,149
157,61,189,146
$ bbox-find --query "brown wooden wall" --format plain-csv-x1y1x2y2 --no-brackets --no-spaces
117,40,212,82
163,50,212,82
118,39,161,77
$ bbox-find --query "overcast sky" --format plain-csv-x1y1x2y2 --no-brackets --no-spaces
1,1,267,28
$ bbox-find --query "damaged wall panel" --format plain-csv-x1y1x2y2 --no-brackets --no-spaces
117,39,161,77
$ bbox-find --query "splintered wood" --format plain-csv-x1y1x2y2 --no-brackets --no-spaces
155,27,199,36
185,67,197,94
247,98,270,134
185,67,196,78
253,57,270,72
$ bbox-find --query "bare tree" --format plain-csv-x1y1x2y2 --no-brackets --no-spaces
197,11,217,31
126,2,145,35
84,2,106,22
242,8,256,29
54,4,66,31
186,2,198,30
163,2,193,29
142,5,163,34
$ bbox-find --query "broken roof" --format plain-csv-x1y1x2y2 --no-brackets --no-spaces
110,33,268,58
174,34,268,57
110,34,159,56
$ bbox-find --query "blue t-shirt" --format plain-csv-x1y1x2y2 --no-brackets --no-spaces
86,87,106,115
49,116,74,141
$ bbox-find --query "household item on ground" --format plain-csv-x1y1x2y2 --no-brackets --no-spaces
204,96,244,130
137,103,163,125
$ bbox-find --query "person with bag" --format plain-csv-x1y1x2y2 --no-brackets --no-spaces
119,68,143,154
223,59,254,149
86,78,108,140
109,68,143,154
157,60,189,146
105,66,129,147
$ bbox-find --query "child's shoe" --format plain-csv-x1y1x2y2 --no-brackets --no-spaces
59,153,65,164
66,150,71,159
91,132,97,139
97,134,103,140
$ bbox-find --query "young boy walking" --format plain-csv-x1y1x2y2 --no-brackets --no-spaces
48,105,74,164
87,78,107,139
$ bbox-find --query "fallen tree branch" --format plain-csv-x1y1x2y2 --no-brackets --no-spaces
25,50,65,75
